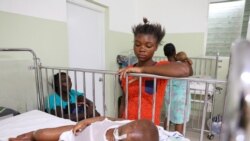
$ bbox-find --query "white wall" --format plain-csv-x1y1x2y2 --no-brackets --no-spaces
247,17,250,40
0,0,67,22
80,0,210,34
0,0,68,112
101,0,208,33
135,0,209,33
107,0,137,33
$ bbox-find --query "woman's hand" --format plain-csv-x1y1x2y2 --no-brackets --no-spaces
118,67,143,80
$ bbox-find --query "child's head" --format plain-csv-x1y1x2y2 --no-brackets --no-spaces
53,72,72,94
175,51,193,65
175,51,187,61
163,43,176,58
117,119,158,141
132,18,165,63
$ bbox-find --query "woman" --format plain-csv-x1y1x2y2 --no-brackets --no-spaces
163,43,192,133
118,18,193,125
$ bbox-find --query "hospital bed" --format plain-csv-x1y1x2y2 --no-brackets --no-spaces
0,48,226,141
0,110,75,140
121,53,226,139
155,54,225,140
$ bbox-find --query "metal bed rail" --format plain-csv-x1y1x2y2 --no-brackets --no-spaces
221,40,250,141
39,65,226,140
153,54,221,79
39,66,119,122
0,48,43,110
0,48,227,141
125,73,226,141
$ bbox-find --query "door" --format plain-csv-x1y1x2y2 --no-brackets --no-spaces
67,1,105,115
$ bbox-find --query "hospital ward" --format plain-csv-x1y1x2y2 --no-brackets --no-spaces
0,0,250,141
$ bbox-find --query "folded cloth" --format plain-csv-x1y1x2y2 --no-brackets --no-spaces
158,126,190,141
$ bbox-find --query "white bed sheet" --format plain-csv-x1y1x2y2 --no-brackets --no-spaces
0,110,75,141
189,76,215,95
0,110,190,141
190,81,215,95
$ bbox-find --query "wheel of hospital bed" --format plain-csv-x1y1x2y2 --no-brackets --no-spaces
207,133,214,140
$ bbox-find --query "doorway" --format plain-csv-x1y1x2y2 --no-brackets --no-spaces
67,1,106,115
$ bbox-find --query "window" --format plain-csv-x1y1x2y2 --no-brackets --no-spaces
206,1,245,56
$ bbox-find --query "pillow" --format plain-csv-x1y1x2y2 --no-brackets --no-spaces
0,107,20,120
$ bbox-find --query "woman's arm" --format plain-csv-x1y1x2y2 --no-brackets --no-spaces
142,62,192,77
119,62,193,78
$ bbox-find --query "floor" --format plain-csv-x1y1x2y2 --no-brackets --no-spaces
185,130,220,141
163,123,220,141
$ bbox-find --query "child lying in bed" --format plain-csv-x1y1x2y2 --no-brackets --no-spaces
46,72,100,121
9,116,188,141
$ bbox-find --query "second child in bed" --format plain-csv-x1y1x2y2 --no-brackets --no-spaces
46,72,100,121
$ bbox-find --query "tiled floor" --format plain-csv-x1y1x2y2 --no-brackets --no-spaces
163,123,220,141
185,130,220,141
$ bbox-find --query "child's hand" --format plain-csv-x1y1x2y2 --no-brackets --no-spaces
72,121,91,135
77,96,88,107
73,117,104,135
185,58,193,65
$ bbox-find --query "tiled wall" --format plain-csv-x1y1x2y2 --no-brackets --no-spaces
241,0,250,38
206,1,245,57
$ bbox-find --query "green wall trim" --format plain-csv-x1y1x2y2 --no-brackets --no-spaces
106,30,133,70
0,11,69,66
107,31,205,70
156,32,205,57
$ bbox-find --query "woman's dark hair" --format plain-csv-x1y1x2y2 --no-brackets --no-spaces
132,18,165,45
53,72,67,93
163,43,176,57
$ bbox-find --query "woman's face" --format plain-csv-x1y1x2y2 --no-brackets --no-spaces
134,34,158,63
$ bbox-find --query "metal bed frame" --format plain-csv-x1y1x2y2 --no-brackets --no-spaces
0,48,227,141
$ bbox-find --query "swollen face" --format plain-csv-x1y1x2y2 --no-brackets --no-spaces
133,34,157,63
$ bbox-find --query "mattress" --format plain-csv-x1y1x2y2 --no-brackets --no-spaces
0,110,190,141
189,76,215,95
0,110,75,141
190,81,215,95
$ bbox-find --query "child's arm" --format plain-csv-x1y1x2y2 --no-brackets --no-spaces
9,125,74,141
77,95,101,118
33,125,74,141
72,116,121,134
